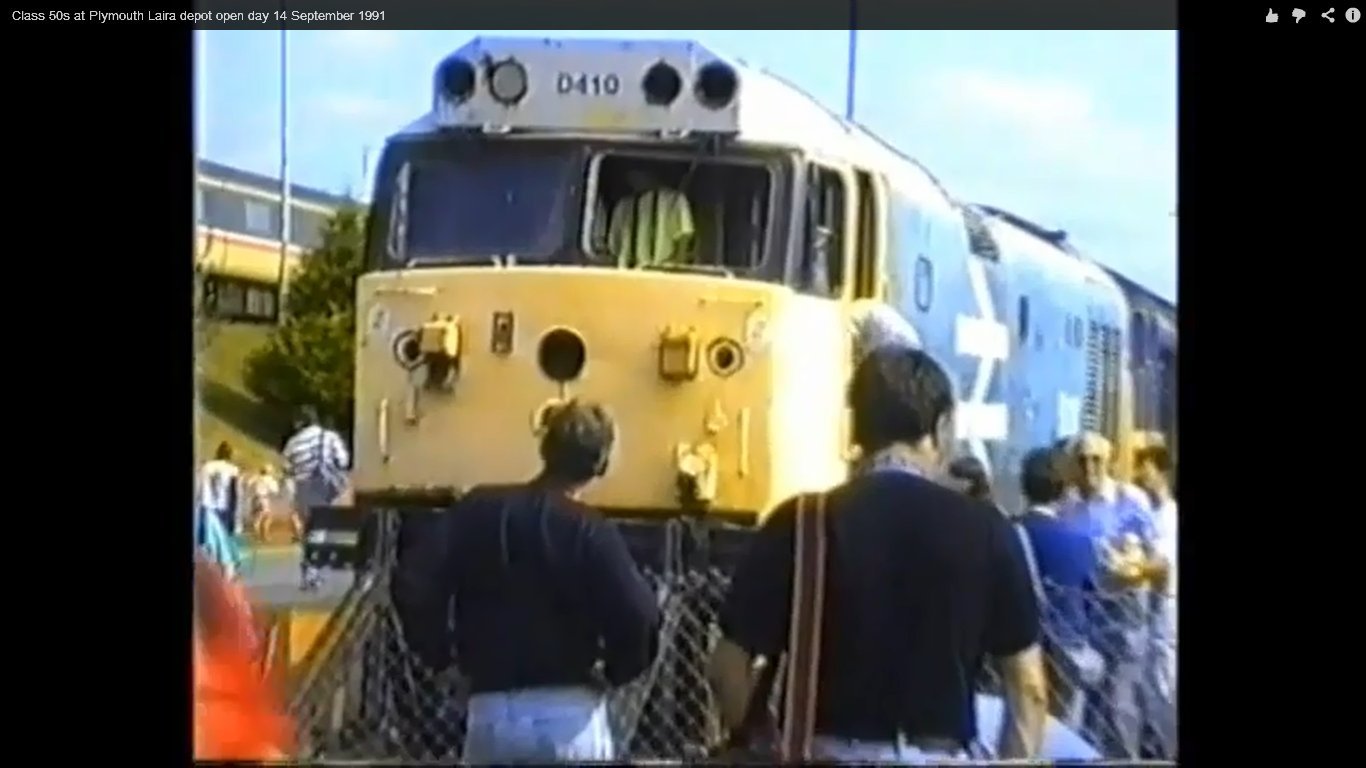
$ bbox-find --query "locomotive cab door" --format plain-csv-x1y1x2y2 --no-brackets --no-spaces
792,160,862,480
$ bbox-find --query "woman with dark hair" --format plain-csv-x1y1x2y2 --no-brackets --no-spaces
947,455,996,506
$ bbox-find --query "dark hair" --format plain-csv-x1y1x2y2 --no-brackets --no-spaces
214,441,234,462
948,455,992,502
1135,445,1172,474
848,346,955,453
297,405,320,428
539,399,616,484
1021,447,1064,506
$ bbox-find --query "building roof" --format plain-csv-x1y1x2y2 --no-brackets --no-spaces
197,158,358,210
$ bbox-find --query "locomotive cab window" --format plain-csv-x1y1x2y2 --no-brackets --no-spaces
801,165,846,298
961,205,999,261
583,153,773,276
380,140,584,268
852,169,881,299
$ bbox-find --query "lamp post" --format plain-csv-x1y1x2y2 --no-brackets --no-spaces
274,25,292,326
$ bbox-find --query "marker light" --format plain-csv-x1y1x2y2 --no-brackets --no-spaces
642,62,683,106
694,62,738,110
488,59,529,105
437,57,476,103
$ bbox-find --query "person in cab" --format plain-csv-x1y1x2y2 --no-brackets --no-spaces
596,168,695,268
707,346,1048,764
392,399,661,763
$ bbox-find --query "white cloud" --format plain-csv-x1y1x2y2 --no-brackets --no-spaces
928,70,1174,188
324,31,399,55
313,92,399,123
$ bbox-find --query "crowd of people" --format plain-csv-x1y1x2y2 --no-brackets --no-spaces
194,406,351,590
193,407,353,760
386,343,1178,764
193,323,1176,763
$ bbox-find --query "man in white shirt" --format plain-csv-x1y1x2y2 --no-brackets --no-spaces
283,406,350,589
1134,444,1177,758
197,442,242,538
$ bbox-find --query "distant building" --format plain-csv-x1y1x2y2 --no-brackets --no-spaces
196,160,358,323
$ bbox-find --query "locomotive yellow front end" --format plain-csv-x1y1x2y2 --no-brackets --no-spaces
353,268,847,521
348,37,856,526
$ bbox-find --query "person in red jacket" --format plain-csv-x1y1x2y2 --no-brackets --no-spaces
193,553,295,760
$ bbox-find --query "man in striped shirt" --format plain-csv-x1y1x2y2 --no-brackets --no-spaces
282,406,350,590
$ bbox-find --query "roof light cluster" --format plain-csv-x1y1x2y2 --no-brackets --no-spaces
435,55,738,111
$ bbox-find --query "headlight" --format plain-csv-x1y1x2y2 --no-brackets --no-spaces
488,58,529,105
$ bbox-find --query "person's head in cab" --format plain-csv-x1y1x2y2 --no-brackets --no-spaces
1021,447,1065,513
947,455,993,505
623,167,660,195
537,399,616,496
1133,444,1174,503
848,345,955,472
1071,431,1114,498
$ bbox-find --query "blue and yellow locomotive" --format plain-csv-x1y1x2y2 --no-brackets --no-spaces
348,36,1177,528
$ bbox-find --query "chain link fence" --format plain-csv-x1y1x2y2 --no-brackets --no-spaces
287,515,1175,763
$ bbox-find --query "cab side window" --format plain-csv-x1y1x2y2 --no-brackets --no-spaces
800,166,846,298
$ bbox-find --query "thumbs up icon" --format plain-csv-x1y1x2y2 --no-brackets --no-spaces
1266,8,1279,20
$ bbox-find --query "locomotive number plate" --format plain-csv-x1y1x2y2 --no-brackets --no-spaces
555,72,622,97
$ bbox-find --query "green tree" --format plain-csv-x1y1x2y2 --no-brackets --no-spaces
244,206,366,440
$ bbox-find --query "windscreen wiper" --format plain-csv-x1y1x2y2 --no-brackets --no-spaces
641,263,735,278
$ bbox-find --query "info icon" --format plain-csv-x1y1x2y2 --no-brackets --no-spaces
1347,7,1361,21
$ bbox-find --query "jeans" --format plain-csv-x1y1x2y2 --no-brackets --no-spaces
974,693,1101,761
462,686,613,763
1144,596,1177,758
1085,626,1148,758
1046,640,1106,731
811,735,966,764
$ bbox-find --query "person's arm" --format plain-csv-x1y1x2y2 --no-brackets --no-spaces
707,502,795,734
582,517,661,685
665,190,696,263
985,516,1048,760
1106,497,1165,588
328,431,351,472
609,195,632,267
390,505,461,671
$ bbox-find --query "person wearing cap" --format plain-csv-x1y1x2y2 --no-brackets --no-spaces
1059,431,1163,759
391,399,660,762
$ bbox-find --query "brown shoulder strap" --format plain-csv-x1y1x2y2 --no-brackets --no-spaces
780,492,829,761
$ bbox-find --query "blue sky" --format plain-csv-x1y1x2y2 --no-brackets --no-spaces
200,30,1176,300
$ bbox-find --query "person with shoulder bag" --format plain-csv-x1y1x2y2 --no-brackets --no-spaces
707,347,1048,763
1005,447,1105,759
